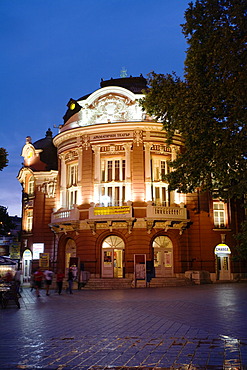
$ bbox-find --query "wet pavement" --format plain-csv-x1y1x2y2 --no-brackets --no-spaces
0,282,247,369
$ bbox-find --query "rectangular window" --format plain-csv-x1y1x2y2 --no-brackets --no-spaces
107,161,113,182
28,177,34,195
108,187,112,205
122,160,126,180
115,160,120,181
161,161,166,179
67,164,78,187
27,210,33,232
213,202,226,228
115,187,120,206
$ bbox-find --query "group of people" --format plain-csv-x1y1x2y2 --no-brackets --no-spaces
32,266,76,297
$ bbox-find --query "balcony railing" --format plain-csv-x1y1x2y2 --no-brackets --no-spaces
146,202,187,220
51,207,79,223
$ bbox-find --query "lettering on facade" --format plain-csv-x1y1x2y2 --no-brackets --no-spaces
91,132,133,141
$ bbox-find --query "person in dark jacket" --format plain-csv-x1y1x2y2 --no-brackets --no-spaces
67,267,74,294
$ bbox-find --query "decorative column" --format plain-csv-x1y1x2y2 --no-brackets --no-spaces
144,142,152,202
124,143,132,202
77,147,83,205
59,153,66,208
170,145,177,205
92,145,101,204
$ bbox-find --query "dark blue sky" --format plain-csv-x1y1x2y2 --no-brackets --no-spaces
0,0,190,216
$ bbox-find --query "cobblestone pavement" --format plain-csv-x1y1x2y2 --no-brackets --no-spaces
1,282,247,369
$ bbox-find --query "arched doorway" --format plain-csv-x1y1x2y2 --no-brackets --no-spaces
22,249,32,282
152,235,173,277
214,243,231,280
65,239,77,271
101,235,125,278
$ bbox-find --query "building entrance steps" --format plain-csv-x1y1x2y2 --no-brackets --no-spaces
82,278,133,290
149,277,194,287
81,276,194,290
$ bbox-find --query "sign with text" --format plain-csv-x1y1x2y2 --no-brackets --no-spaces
90,132,133,141
39,253,49,268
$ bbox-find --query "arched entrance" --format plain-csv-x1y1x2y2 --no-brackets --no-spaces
22,249,32,282
214,243,231,280
65,239,77,271
152,235,173,277
101,235,125,278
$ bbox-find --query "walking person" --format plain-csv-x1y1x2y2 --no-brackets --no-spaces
14,267,22,297
67,267,74,294
34,268,44,297
56,270,65,295
43,269,53,296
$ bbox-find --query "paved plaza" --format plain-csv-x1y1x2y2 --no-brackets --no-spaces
0,282,247,369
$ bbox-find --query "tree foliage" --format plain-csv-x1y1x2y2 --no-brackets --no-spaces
0,206,15,236
142,0,247,201
0,147,8,171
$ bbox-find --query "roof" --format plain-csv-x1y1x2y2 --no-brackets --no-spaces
63,75,147,123
32,129,58,171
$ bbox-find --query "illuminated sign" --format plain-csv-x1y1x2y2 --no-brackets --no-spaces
33,243,44,259
39,253,49,268
23,249,32,260
214,244,231,255
94,206,130,216
90,132,133,141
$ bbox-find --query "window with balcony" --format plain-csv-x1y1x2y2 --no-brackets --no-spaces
99,159,126,206
213,202,227,228
153,185,169,206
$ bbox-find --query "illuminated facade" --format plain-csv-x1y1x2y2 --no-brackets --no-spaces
18,76,245,285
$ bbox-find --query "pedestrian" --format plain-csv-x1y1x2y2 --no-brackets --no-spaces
67,267,74,294
14,267,22,296
34,268,44,297
43,269,53,296
56,270,65,295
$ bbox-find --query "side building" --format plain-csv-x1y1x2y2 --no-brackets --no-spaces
17,76,246,286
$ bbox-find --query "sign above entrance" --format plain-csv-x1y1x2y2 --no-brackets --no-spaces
214,244,231,255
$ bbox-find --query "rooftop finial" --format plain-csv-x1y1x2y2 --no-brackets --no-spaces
120,67,127,78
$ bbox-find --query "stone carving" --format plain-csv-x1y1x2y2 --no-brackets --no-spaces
79,94,143,125
65,150,79,163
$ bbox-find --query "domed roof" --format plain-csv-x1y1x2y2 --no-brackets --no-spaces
33,129,58,171
63,75,147,124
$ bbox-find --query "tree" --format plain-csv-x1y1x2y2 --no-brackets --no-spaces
141,0,247,258
0,147,8,171
0,206,15,236
142,0,247,200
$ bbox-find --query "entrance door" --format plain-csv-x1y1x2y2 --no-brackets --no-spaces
152,236,173,277
102,235,125,278
217,255,231,280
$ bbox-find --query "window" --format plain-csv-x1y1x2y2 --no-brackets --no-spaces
67,164,78,187
153,185,169,206
28,177,34,195
213,202,226,228
98,158,126,206
26,210,33,232
67,163,78,209
152,159,168,181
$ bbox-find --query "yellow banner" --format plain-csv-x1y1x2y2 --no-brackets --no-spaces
94,206,130,215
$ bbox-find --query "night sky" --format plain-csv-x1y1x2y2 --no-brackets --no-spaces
0,0,190,216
